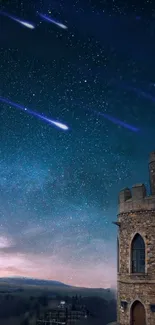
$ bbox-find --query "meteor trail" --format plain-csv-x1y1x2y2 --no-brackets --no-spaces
38,12,68,30
123,85,155,103
0,97,69,131
91,109,139,132
0,11,35,29
115,81,155,103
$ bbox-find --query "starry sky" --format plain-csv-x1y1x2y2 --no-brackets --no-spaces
0,0,154,288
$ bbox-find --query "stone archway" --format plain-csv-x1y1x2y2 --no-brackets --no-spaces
131,300,146,325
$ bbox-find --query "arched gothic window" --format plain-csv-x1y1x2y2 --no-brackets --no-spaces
131,234,145,273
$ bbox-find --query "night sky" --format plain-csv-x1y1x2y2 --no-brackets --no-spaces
0,0,154,288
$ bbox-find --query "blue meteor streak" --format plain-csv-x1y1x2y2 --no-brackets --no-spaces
115,81,155,104
38,12,68,30
0,97,69,131
92,109,139,132
123,84,155,103
102,112,139,132
0,11,35,29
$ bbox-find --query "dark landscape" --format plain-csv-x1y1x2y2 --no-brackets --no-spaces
0,278,116,325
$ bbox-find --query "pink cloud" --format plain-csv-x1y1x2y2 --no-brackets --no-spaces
0,251,116,288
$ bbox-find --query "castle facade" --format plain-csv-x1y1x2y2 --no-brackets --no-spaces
116,152,155,325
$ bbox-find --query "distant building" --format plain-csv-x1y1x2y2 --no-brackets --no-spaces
59,301,66,308
36,300,87,325
114,152,155,325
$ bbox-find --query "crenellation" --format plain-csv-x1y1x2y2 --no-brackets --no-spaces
131,183,146,200
118,152,155,214
119,194,155,213
118,187,131,203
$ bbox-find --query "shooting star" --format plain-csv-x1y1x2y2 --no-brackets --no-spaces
90,109,140,132
38,12,67,30
123,84,155,103
115,81,155,104
0,96,69,131
0,11,35,29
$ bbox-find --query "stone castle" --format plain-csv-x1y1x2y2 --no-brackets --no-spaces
115,151,155,325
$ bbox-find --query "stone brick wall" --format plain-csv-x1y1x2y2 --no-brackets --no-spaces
117,210,155,325
149,152,155,195
117,152,155,325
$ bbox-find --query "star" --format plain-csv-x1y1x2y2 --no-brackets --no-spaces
0,0,154,288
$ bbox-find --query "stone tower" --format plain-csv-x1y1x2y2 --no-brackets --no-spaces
115,152,155,325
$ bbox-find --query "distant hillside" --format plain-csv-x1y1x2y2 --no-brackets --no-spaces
0,277,116,300
0,277,69,287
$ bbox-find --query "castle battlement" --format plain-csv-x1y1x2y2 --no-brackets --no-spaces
118,152,155,214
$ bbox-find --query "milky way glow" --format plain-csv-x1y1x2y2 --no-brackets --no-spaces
0,11,35,29
38,12,68,30
92,109,140,132
0,97,69,131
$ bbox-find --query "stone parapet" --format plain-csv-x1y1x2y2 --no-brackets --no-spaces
119,189,155,214
118,152,155,213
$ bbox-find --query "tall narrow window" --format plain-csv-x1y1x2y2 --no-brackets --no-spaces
117,237,119,273
131,234,145,273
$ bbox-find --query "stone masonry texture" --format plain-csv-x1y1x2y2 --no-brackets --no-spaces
116,152,155,325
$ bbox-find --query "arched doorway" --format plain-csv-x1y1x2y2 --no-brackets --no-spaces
131,300,146,325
